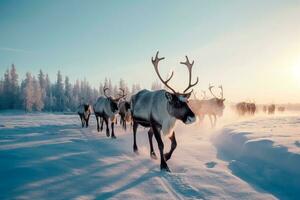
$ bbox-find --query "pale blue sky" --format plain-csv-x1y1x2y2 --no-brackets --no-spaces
1,0,300,103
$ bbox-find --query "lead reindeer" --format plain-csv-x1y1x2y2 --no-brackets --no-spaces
131,51,198,172
94,87,125,138
189,84,225,128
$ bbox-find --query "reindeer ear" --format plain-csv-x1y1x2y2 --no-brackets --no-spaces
184,92,191,99
165,92,173,101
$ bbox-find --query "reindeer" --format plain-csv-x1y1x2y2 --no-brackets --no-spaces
131,51,198,172
118,88,132,130
236,102,256,116
77,104,92,128
268,104,276,114
278,106,285,112
189,84,225,128
94,87,125,138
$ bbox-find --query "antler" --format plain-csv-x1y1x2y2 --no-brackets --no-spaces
152,51,176,93
103,86,110,98
208,83,218,98
180,56,199,93
219,85,223,99
201,90,207,99
116,88,127,100
193,91,197,99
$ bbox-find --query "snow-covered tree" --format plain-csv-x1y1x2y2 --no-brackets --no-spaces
64,76,72,111
151,80,162,91
10,64,20,109
38,70,47,110
32,76,44,111
21,72,34,112
54,71,64,111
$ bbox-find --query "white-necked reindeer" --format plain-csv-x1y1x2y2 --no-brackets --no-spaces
189,84,225,128
77,104,92,128
131,51,198,172
118,88,131,130
94,87,125,138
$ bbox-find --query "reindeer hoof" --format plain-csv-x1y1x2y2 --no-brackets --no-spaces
106,132,110,137
150,152,157,160
133,146,139,154
111,135,116,139
160,164,171,172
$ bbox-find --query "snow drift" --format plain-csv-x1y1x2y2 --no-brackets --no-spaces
213,116,300,200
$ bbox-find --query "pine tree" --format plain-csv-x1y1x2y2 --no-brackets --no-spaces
44,74,52,111
54,71,64,111
64,76,72,111
10,64,20,109
22,72,34,112
72,79,80,109
151,80,162,91
3,69,11,109
38,70,47,110
32,76,44,111
99,83,104,96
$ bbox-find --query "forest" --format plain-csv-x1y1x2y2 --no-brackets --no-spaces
0,64,163,112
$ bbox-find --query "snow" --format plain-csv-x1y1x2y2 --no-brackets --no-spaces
0,112,299,199
213,114,300,200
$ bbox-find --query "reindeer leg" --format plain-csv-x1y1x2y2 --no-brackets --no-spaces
152,125,170,172
104,117,110,137
164,131,177,161
100,117,103,132
86,114,90,128
213,115,217,127
96,114,100,132
124,118,127,131
209,115,213,128
79,114,84,128
111,121,116,139
148,128,157,159
133,121,138,153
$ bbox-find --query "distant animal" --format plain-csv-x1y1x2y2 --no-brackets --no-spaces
189,84,225,128
268,104,276,114
131,51,198,171
94,87,125,138
77,104,92,128
263,105,267,113
278,106,285,112
118,88,132,130
236,102,256,116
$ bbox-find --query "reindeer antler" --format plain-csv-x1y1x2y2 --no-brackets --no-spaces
201,90,207,99
152,51,176,93
209,84,224,99
180,56,199,93
219,85,223,99
116,88,127,100
208,83,218,98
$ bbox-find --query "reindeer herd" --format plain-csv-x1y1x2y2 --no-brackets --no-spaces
76,51,284,172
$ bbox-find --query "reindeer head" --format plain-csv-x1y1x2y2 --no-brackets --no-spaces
103,87,126,114
83,104,91,120
152,51,199,124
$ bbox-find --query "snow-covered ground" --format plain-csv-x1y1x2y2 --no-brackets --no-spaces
0,111,299,199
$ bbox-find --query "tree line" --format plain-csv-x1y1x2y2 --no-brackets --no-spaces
0,64,162,112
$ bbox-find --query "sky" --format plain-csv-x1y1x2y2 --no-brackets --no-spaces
0,0,300,104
